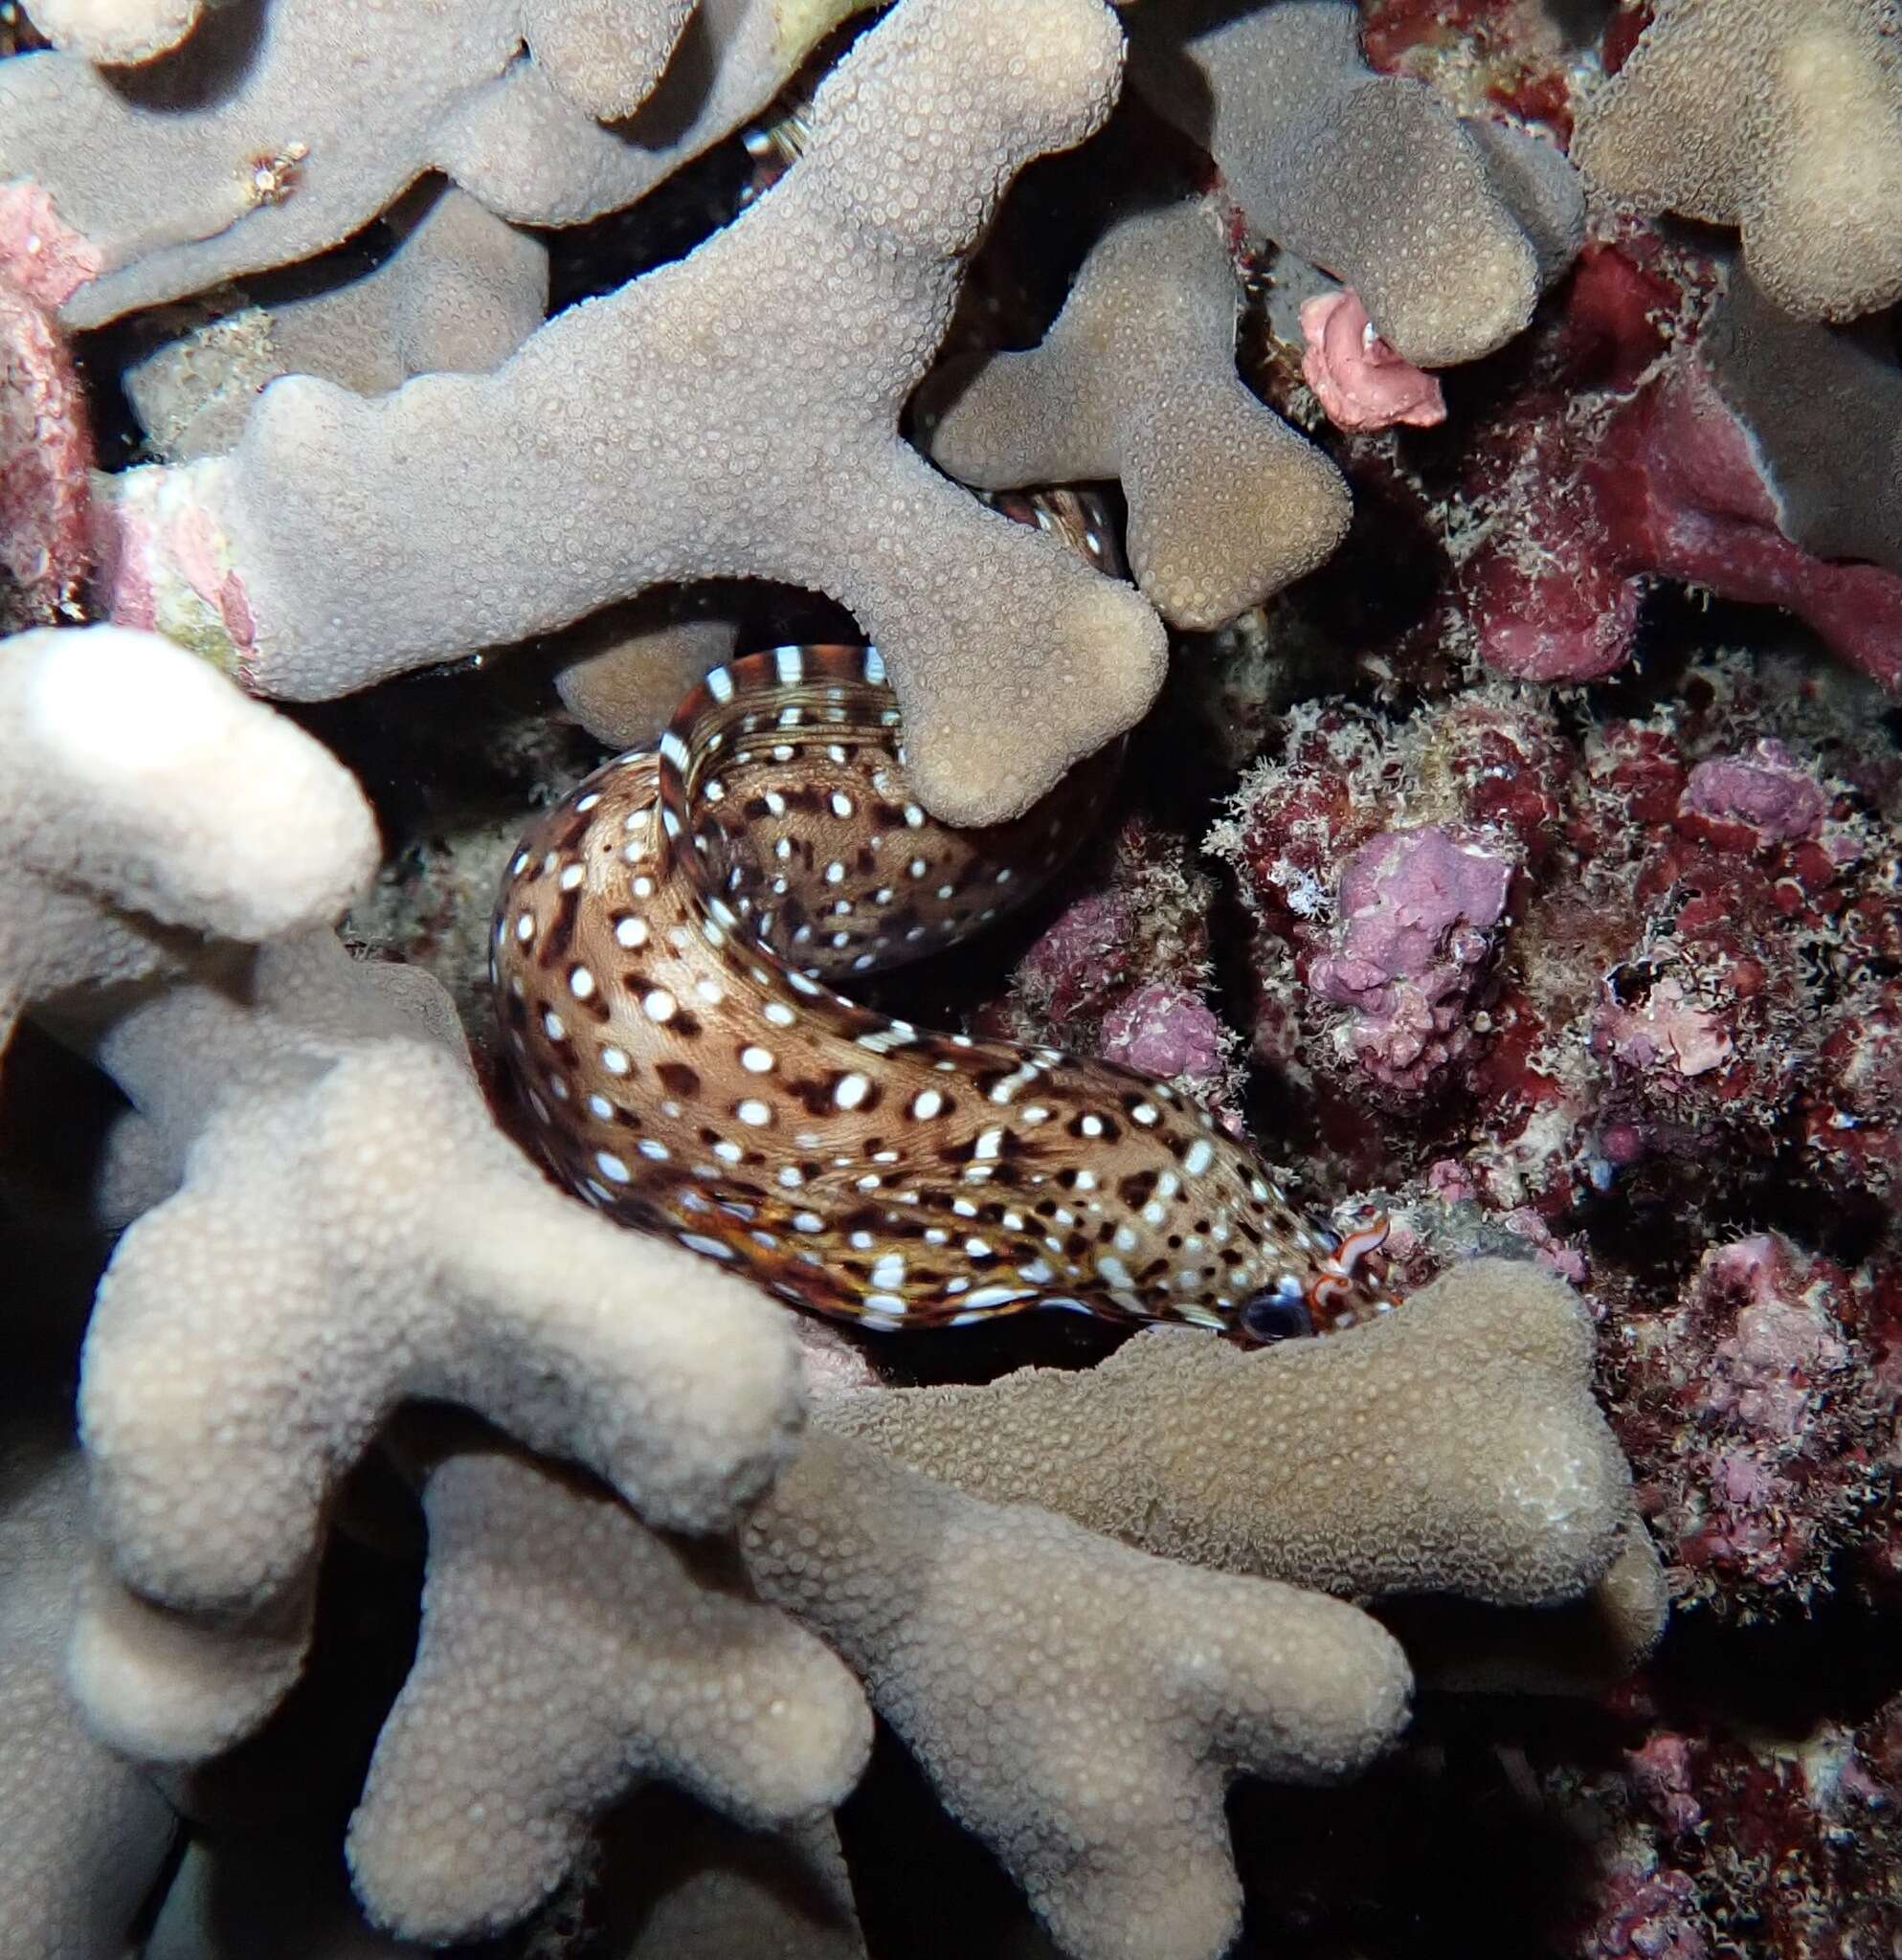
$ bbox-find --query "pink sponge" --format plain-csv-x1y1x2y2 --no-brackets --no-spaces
1310,827,1513,1091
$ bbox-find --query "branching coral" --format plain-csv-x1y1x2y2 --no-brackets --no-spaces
746,1430,1412,1960
821,1258,1652,1621
347,1443,871,1940
1699,268,1902,579
0,624,804,1775
1130,0,1582,367
551,608,742,752
1573,0,1902,323
0,0,862,328
8,0,1900,1949
124,185,550,463
20,0,206,64
0,622,377,1050
0,1437,178,1953
602,1810,868,1960
928,199,1351,629
93,0,1166,826
71,921,807,1759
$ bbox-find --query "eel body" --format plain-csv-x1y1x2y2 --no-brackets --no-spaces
493,643,1390,1339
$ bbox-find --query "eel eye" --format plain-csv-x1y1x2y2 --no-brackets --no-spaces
1237,1282,1314,1345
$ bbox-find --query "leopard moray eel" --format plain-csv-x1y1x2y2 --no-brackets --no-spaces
493,643,1394,1342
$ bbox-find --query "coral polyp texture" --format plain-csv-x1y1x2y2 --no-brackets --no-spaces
1573,0,1902,323
0,1438,179,1953
744,1429,1413,1960
87,0,1169,827
822,1258,1660,1630
1129,0,1584,367
123,184,553,464
346,1443,873,1940
0,0,861,327
5,0,1902,1952
927,200,1353,628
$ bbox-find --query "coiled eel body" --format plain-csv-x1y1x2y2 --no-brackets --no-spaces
493,644,1392,1341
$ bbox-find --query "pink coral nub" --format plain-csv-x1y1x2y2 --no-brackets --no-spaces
1299,289,1447,434
1310,827,1512,1090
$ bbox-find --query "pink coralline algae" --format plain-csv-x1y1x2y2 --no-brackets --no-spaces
1678,738,1828,846
1577,711,1889,1192
1002,813,1244,1114
1011,887,1140,1032
1444,241,1902,693
1551,1684,1902,1960
1298,288,1447,434
1801,979,1902,1210
1099,980,1226,1084
0,180,104,311
1610,1234,1891,1618
1358,0,1583,133
1210,688,1560,1109
0,185,97,629
1578,1856,1709,1960
1575,711,1889,1205
1309,826,1513,1089
1594,978,1733,1080
1211,653,1902,1250
1622,1731,1704,1838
